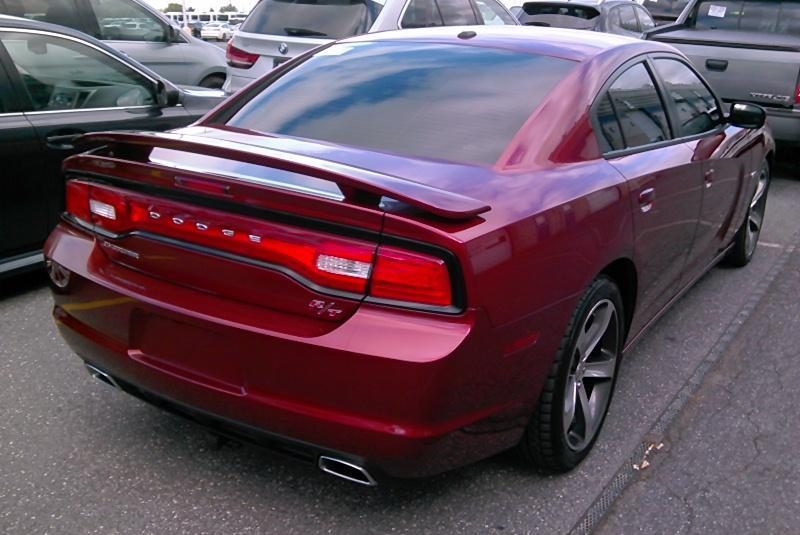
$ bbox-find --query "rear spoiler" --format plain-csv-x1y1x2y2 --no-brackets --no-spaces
74,131,491,221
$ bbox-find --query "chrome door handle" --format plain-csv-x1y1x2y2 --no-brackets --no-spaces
638,187,655,213
704,169,715,188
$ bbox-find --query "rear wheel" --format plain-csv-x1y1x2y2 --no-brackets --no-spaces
518,276,624,472
199,74,225,89
726,160,770,267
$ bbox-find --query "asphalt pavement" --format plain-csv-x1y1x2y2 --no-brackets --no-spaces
1,160,799,534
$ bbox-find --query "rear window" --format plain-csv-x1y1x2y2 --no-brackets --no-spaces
694,1,800,34
521,2,599,19
241,0,384,39
225,42,575,165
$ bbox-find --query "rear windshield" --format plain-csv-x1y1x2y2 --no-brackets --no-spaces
694,1,800,33
225,42,575,165
241,0,384,39
521,3,599,19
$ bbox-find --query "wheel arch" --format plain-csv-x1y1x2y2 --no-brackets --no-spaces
599,257,637,340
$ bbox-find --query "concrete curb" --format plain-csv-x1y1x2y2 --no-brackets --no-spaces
569,238,799,535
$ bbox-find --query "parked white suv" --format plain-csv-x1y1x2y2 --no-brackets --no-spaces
224,0,518,94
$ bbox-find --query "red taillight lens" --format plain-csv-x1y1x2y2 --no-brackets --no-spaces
65,180,90,222
226,41,259,69
65,179,129,232
64,180,455,308
370,246,452,307
795,81,800,105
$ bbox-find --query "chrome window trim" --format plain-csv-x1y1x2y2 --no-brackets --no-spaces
0,27,161,87
0,112,25,117
23,104,182,116
0,252,44,274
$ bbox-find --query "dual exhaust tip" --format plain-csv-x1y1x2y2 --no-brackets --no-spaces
84,362,378,486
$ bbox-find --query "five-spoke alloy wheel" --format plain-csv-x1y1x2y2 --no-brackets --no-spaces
519,276,624,472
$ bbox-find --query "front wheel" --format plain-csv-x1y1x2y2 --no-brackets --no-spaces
518,276,624,472
726,160,770,267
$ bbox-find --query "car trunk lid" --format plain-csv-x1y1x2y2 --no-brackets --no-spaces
62,128,488,324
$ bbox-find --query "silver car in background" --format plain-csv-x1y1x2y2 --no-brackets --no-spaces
224,0,519,94
648,0,800,143
0,0,228,88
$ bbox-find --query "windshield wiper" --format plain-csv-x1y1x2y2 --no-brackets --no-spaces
283,27,328,37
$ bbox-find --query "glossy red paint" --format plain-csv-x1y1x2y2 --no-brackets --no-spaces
45,27,773,480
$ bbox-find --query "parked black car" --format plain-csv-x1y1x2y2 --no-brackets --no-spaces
0,15,225,277
516,0,655,37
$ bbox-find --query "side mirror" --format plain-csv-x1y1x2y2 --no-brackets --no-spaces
156,80,181,108
728,102,766,129
165,24,182,43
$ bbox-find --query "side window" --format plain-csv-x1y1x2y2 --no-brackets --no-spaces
596,93,625,151
636,6,656,31
401,0,445,27
87,0,167,42
601,62,670,150
0,32,156,111
0,0,84,31
617,5,641,33
474,0,516,25
437,0,479,25
653,58,722,137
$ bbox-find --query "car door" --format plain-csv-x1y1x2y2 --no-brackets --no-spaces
0,39,47,265
594,60,703,334
650,55,751,280
80,0,194,85
0,28,189,240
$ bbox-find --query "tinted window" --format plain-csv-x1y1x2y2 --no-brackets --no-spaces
522,2,599,18
402,0,444,27
596,94,625,151
242,0,384,39
226,42,575,165
643,0,689,19
1,32,155,111
654,58,721,136
437,0,479,24
0,0,83,30
611,5,640,33
636,6,656,30
695,1,800,34
474,0,516,24
605,62,669,149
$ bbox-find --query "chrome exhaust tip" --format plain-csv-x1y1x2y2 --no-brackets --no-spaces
318,456,377,486
84,363,120,390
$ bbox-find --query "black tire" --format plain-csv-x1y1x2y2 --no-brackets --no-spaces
198,74,225,89
726,160,770,267
518,276,625,473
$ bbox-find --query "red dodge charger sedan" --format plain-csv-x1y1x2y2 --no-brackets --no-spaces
44,27,772,485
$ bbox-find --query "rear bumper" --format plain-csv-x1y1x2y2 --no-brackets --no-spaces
45,223,531,478
223,62,272,94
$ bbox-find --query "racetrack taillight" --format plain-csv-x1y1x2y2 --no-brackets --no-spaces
370,246,452,307
64,179,454,308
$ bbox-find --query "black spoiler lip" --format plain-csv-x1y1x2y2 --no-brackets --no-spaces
76,131,491,221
